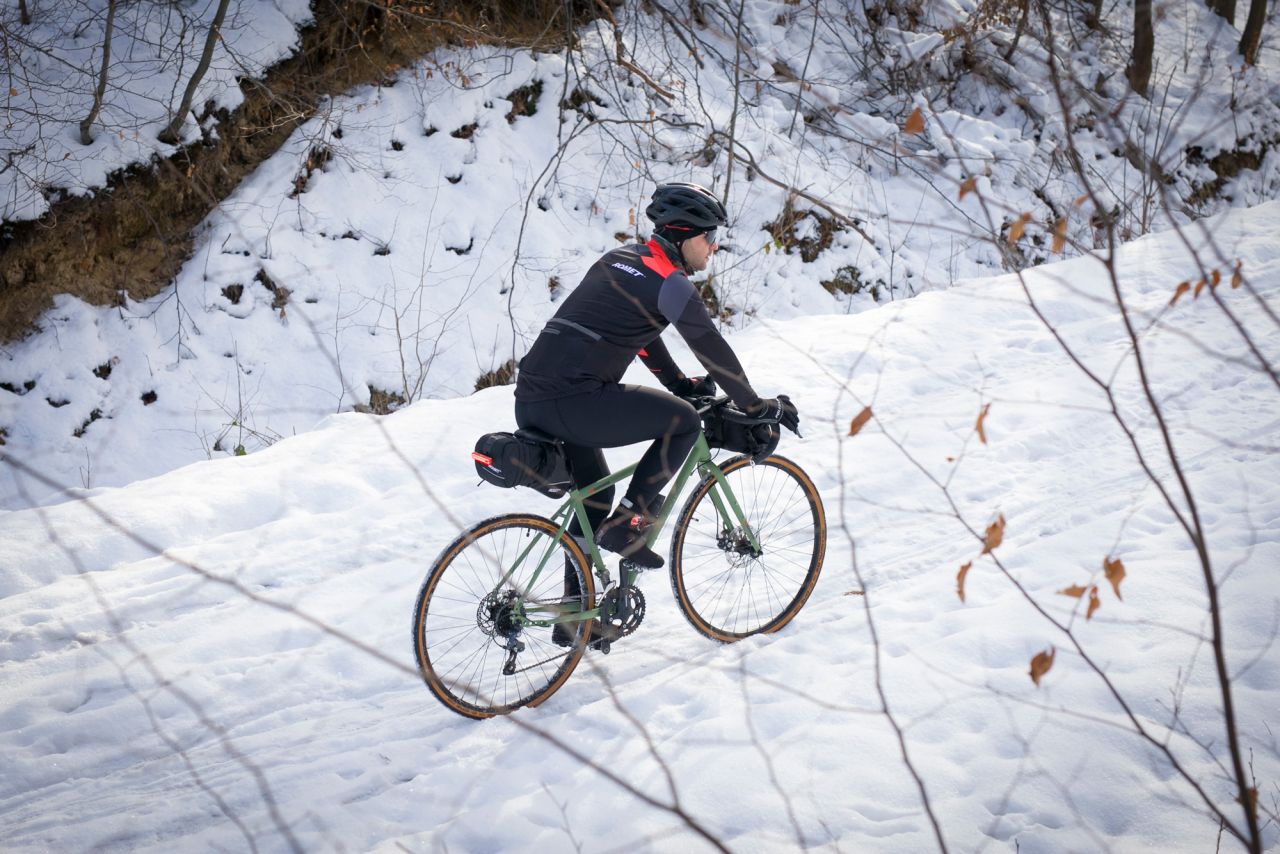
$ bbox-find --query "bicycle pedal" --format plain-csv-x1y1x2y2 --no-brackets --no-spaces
592,638,612,654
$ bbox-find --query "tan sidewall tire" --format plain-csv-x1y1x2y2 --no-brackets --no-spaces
412,514,595,718
669,454,826,642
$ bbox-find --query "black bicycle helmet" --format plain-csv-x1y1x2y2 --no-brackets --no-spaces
645,182,728,229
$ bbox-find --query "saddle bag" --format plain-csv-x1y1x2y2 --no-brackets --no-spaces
472,432,572,498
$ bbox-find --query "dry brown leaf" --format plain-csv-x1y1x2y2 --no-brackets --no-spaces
848,406,874,437
959,176,977,200
1210,269,1221,287
1052,218,1068,254
956,561,972,603
975,403,991,445
1074,193,1089,207
628,207,635,226
1007,213,1030,245
903,106,925,135
981,514,1006,555
1057,584,1088,599
1169,281,1191,306
1029,647,1055,687
1194,277,1207,298
8,88,17,98
1103,556,1125,600
1231,262,1243,288
1086,585,1101,620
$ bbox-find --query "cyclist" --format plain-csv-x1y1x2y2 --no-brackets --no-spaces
514,182,799,614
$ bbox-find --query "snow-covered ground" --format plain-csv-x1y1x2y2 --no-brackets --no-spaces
2,201,1276,851
1,0,312,222
4,0,1279,511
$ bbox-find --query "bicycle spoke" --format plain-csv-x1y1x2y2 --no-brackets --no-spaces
413,515,593,718
670,456,825,640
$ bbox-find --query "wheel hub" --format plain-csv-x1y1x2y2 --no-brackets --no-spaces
717,527,762,559
477,589,523,639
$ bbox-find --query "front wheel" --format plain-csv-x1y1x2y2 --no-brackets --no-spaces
669,454,826,642
412,514,595,718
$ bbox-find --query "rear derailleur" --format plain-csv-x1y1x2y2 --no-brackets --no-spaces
477,589,527,675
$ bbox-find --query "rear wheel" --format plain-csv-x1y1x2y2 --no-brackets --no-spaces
412,514,595,718
669,455,825,642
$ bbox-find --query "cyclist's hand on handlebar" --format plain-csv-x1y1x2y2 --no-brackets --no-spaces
670,375,717,398
751,395,800,435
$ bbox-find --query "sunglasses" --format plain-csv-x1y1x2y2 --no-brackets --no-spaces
701,227,718,245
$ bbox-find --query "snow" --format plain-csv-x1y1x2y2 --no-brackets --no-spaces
2,1,1279,848
1,0,311,221
1,201,1277,851
4,0,1280,509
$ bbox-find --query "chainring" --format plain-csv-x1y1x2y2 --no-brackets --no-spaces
598,585,646,638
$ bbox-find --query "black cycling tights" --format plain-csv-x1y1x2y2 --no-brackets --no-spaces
515,384,701,538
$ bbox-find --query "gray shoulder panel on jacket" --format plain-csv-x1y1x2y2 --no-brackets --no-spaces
657,271,698,325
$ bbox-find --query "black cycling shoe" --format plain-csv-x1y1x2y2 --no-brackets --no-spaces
551,620,616,650
551,621,579,648
596,504,663,569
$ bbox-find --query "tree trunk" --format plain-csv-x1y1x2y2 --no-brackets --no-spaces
18,0,31,26
1082,0,1104,31
158,0,232,145
1207,0,1236,23
79,0,117,145
1239,0,1267,64
1127,0,1153,96
1004,0,1031,62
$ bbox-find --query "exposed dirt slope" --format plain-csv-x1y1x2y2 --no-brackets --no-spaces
0,0,578,344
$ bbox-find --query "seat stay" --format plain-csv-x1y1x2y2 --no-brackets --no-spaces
489,523,563,602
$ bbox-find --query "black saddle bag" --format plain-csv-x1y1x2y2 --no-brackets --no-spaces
472,431,572,498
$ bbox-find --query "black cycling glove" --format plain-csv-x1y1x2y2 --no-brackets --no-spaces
752,394,800,434
670,375,717,398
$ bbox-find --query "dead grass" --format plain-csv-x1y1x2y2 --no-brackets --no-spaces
474,359,517,392
0,0,591,344
764,197,843,263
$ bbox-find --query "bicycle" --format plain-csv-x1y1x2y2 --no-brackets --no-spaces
411,396,827,719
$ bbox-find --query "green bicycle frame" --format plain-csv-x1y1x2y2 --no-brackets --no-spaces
495,432,762,629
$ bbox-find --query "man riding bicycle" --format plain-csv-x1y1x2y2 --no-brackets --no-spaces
514,182,800,595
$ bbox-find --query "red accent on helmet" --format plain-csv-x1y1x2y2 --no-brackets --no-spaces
471,452,493,466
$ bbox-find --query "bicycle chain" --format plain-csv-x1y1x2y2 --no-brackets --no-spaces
499,587,645,674
496,595,590,675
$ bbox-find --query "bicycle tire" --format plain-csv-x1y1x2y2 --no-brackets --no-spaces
669,454,826,642
412,513,595,718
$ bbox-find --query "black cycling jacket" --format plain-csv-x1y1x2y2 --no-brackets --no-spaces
515,236,761,411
